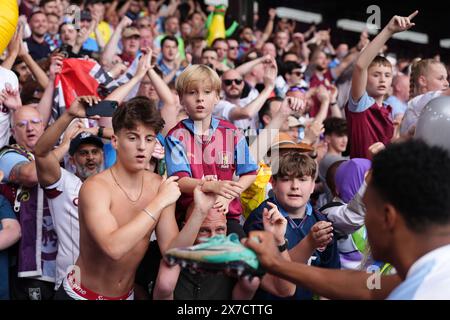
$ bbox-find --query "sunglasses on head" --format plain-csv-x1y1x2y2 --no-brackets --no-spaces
223,79,243,86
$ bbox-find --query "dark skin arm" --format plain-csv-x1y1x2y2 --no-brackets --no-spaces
244,230,402,300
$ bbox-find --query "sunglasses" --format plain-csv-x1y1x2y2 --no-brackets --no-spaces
223,79,243,86
290,71,303,77
14,118,42,129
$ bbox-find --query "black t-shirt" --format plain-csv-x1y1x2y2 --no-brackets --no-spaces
174,270,236,300
25,37,51,62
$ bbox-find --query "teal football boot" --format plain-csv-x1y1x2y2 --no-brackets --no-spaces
165,233,265,278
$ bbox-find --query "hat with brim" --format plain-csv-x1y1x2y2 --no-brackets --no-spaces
122,27,140,39
269,132,314,154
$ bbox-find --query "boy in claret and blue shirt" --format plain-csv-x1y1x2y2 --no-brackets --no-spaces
165,65,258,236
346,11,419,159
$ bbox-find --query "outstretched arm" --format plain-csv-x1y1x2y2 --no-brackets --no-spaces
35,96,100,186
228,58,277,121
351,11,418,102
105,50,153,104
245,230,402,300
101,16,132,68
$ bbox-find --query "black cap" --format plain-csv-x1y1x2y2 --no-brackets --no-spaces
80,10,92,22
69,131,104,156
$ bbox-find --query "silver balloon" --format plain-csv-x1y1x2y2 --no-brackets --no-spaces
415,95,450,153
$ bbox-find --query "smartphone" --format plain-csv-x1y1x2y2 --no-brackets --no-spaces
86,100,118,117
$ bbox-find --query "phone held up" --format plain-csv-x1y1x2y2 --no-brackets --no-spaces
85,100,119,117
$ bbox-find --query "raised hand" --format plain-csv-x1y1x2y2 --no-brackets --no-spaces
316,85,330,104
151,138,165,160
303,121,324,145
118,15,133,30
49,54,64,80
0,83,21,111
386,11,418,34
262,202,287,246
67,95,101,118
280,96,306,116
7,23,23,56
263,57,278,88
136,48,153,79
212,195,233,215
268,8,276,20
193,186,217,216
62,119,86,145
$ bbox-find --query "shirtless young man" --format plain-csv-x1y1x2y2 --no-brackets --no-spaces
54,95,210,300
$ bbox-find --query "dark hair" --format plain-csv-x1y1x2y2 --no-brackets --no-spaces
161,35,179,48
326,160,346,197
371,140,450,233
212,38,227,47
112,97,165,134
273,152,317,180
368,55,392,70
258,97,283,128
282,61,302,77
40,0,57,7
324,117,347,136
29,10,46,21
202,47,217,55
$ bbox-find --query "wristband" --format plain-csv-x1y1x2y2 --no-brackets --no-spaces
277,238,289,252
143,208,157,222
97,126,104,138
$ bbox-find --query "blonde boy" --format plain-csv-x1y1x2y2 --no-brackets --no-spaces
165,65,258,236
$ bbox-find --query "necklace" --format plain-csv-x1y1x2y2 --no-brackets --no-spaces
109,168,144,203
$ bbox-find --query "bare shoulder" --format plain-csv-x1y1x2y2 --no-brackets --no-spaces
143,171,163,187
79,170,113,200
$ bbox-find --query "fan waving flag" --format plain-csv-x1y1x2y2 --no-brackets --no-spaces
52,58,135,122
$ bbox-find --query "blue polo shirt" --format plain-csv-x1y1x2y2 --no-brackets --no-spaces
244,197,341,300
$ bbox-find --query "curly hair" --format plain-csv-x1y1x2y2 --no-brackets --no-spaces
371,140,450,233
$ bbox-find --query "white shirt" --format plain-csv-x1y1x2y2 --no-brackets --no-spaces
387,244,450,300
0,67,20,149
400,90,443,135
214,89,260,130
44,168,82,289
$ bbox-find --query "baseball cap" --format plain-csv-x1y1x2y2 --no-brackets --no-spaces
69,131,104,156
122,27,141,39
80,10,92,22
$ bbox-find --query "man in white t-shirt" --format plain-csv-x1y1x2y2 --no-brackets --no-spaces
0,66,21,149
213,67,276,131
34,96,105,289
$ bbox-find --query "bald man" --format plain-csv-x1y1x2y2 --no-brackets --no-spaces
154,196,296,300
386,73,410,121
213,69,276,130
